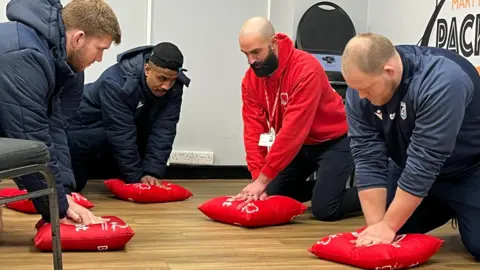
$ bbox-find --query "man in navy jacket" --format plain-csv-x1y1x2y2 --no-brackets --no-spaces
67,43,190,191
342,33,480,261
0,0,121,227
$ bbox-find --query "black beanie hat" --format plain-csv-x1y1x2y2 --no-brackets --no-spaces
149,42,184,71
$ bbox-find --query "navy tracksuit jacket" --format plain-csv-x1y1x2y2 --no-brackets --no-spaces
67,46,190,189
346,44,480,259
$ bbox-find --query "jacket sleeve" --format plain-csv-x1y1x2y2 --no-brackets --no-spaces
0,49,69,221
99,79,143,183
398,69,473,197
241,78,269,179
48,72,85,194
142,86,183,178
59,72,84,129
260,71,323,180
345,88,390,190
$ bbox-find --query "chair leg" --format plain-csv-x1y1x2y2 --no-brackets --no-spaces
40,166,63,270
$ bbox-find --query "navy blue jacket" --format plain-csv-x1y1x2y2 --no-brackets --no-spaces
346,45,480,198
0,0,83,220
69,46,190,183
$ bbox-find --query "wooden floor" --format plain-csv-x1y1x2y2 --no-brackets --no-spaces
0,179,476,269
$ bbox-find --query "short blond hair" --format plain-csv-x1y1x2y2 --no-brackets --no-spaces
61,0,122,44
342,33,395,75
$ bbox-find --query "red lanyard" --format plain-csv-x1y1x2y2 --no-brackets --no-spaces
263,73,284,130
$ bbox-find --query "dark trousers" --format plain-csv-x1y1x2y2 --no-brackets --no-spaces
265,135,361,221
67,127,140,192
68,110,155,192
387,161,480,260
71,148,122,193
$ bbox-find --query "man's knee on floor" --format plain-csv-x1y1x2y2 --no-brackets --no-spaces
462,235,480,261
265,183,284,196
265,182,312,202
311,203,343,222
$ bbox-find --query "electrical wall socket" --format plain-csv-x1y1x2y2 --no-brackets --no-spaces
191,151,214,165
168,150,214,165
168,150,193,165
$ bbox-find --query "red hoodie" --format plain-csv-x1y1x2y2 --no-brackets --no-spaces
241,33,348,180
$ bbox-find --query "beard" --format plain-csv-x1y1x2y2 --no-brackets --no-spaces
385,79,397,103
67,48,89,72
251,46,278,77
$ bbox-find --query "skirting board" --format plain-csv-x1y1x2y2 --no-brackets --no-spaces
85,165,354,183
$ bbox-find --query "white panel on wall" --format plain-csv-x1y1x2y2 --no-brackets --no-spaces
269,0,296,37
61,0,149,83
0,0,7,22
150,0,269,166
366,0,437,45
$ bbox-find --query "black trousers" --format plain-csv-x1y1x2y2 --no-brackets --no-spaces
67,126,149,193
265,134,361,221
387,161,480,260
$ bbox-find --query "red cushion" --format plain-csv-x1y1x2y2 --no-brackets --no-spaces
308,227,444,269
69,192,95,209
198,195,307,228
104,179,193,203
34,216,135,251
0,188,94,214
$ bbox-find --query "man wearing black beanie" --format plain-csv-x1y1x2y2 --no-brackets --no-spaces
66,42,191,191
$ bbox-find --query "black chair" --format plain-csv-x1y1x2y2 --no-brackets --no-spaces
295,1,357,100
0,138,62,269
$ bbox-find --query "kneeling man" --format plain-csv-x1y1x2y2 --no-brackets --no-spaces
234,17,361,221
68,42,190,191
343,33,480,261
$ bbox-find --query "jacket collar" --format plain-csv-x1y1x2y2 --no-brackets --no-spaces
380,50,415,114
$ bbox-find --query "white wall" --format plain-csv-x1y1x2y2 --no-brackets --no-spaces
0,0,370,166
366,0,438,44
149,0,268,165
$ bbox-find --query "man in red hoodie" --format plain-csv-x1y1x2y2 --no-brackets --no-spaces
234,17,361,221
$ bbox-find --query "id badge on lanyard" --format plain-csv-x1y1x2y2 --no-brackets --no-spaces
258,84,281,151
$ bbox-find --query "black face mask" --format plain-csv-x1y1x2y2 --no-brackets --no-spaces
251,46,278,77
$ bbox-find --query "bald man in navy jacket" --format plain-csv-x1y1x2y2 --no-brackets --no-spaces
342,33,480,261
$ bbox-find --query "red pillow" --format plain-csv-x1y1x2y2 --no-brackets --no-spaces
34,216,135,251
104,179,193,203
308,228,444,269
198,195,307,228
69,192,95,209
0,188,94,214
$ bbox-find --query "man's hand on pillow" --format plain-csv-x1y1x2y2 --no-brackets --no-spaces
140,175,163,186
60,217,82,225
355,220,396,247
233,179,269,210
64,195,108,225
